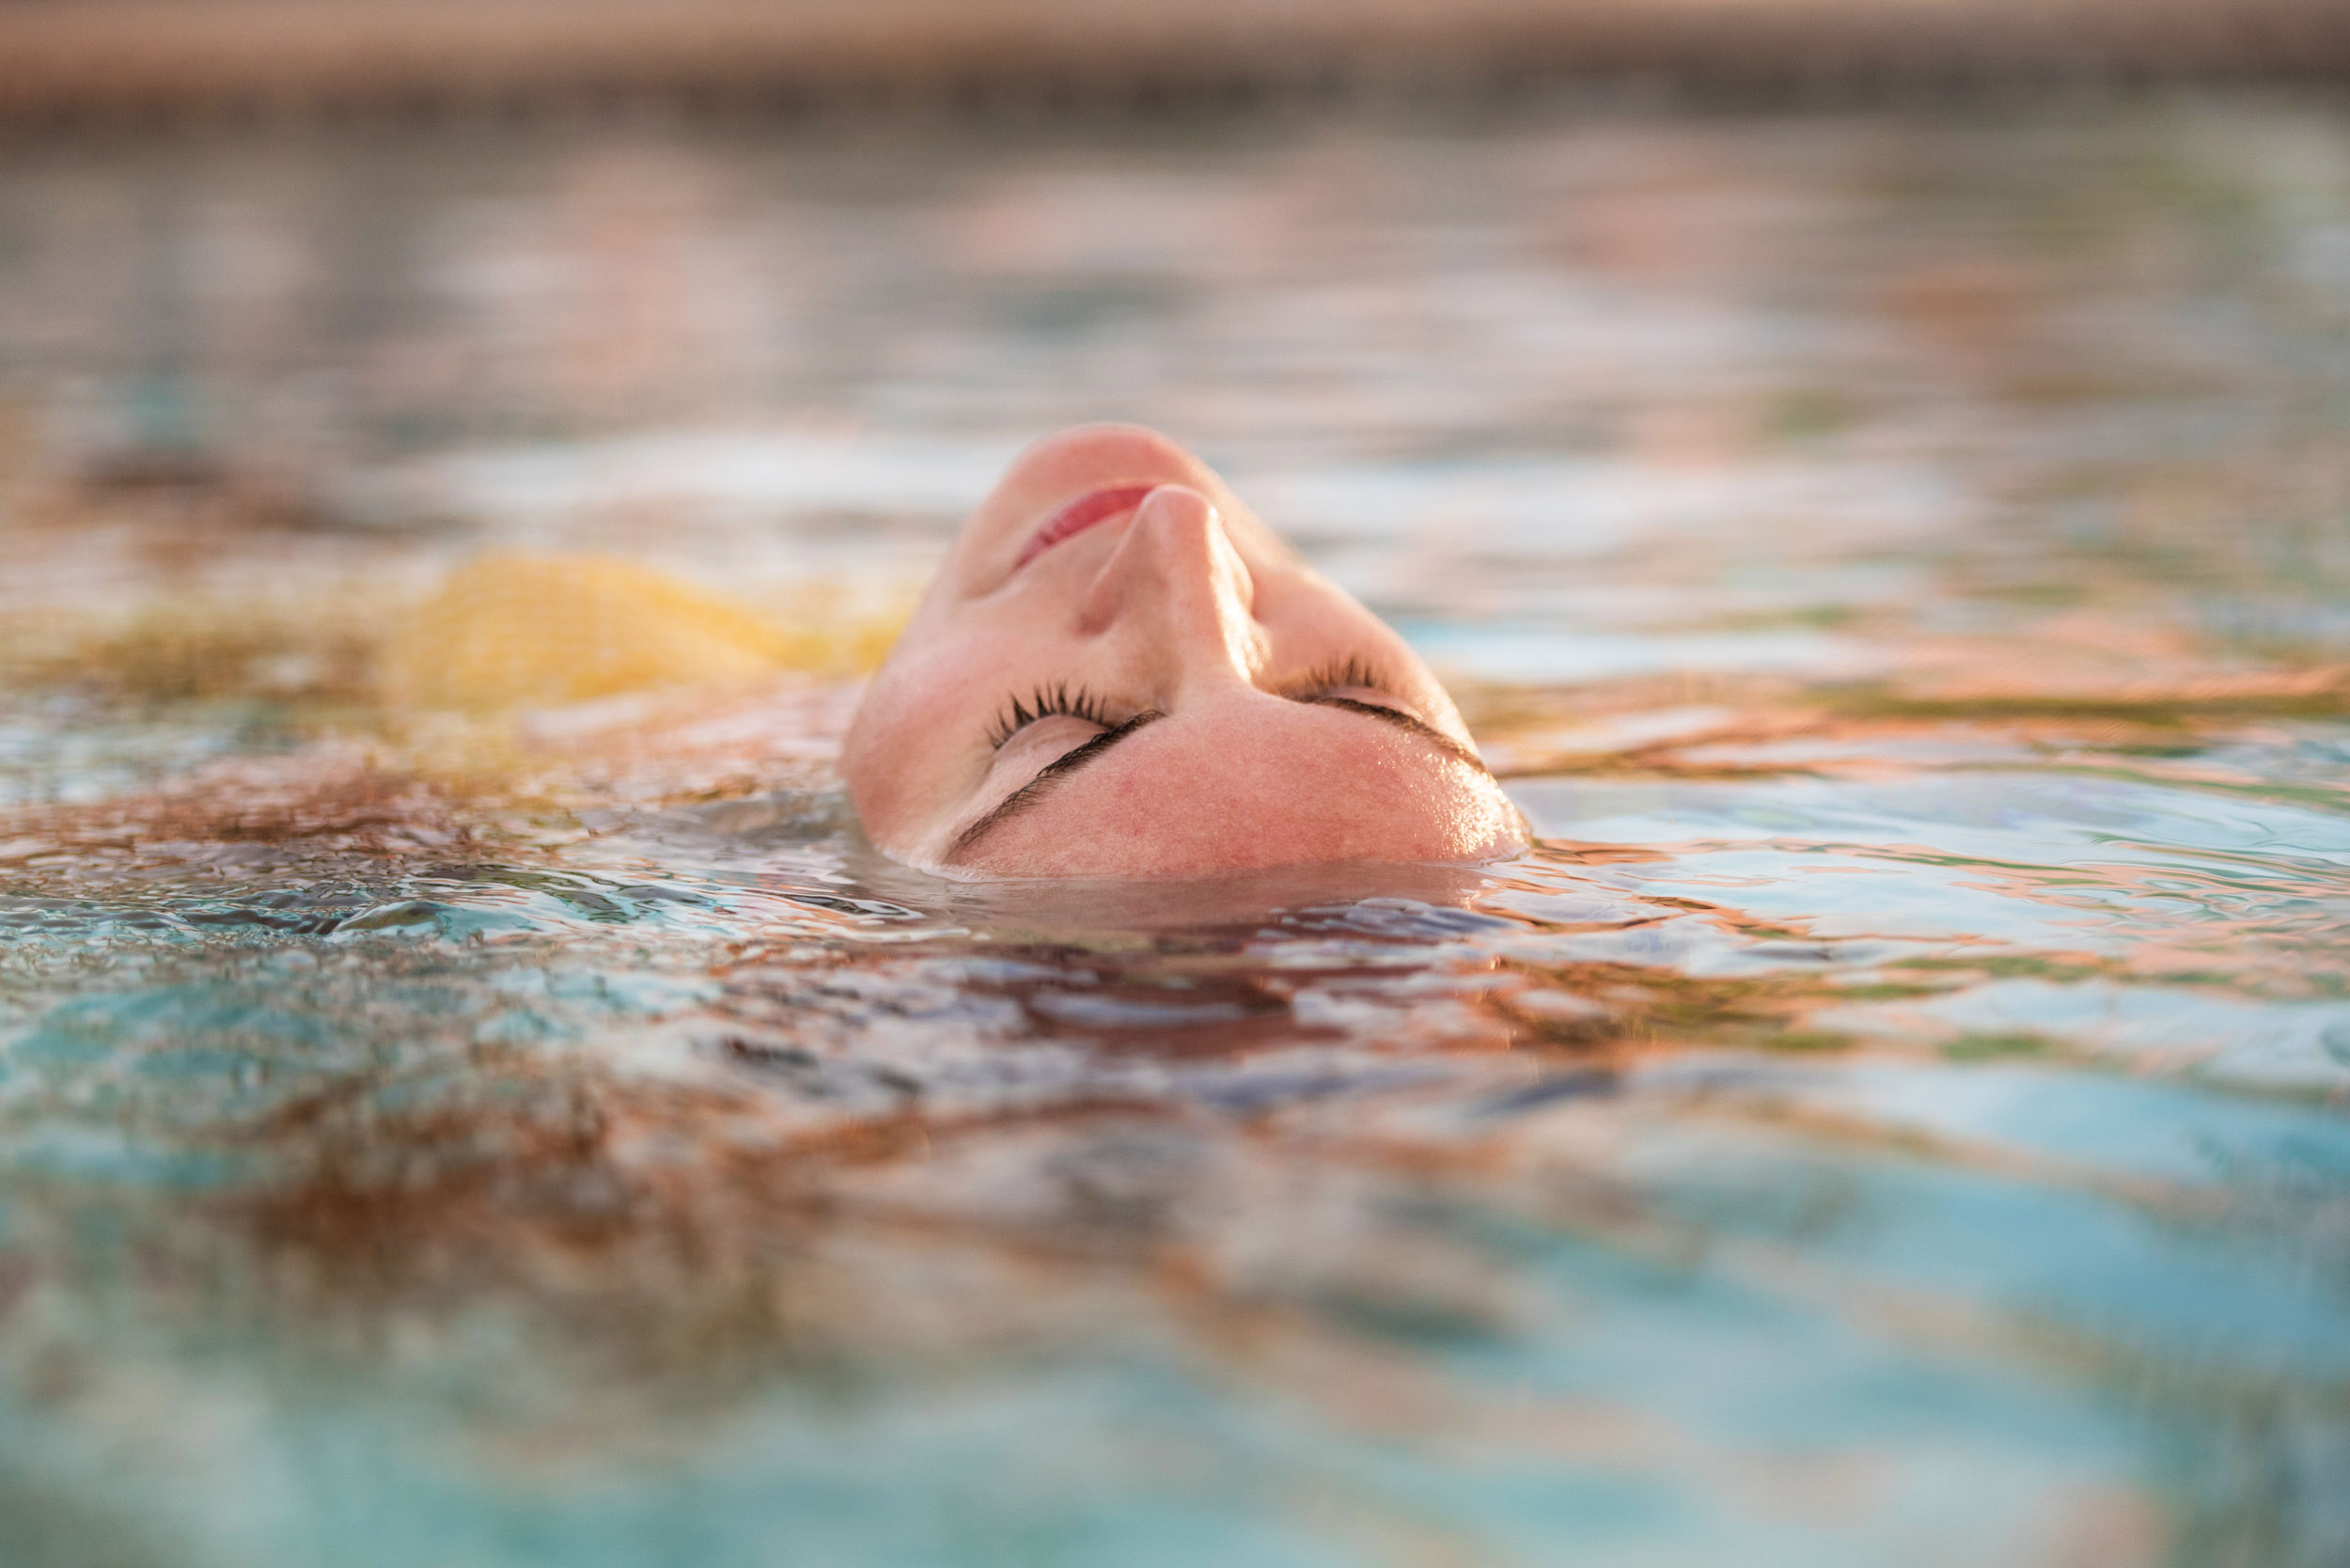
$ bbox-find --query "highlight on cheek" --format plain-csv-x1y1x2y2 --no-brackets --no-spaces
1454,774,1533,859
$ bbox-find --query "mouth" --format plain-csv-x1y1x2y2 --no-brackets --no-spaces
1013,483,1161,571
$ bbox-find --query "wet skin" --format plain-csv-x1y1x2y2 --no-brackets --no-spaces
843,424,1527,879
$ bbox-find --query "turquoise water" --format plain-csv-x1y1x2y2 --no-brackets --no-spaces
3,95,2350,1565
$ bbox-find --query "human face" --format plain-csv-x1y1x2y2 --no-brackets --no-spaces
843,424,1527,879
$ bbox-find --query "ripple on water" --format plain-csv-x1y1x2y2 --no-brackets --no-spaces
5,99,2350,1568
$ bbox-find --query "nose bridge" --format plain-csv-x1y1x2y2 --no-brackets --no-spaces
1078,485,1264,695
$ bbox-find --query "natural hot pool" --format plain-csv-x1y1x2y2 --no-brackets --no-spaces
2,92,2349,1565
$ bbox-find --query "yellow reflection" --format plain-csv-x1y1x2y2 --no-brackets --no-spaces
384,553,897,712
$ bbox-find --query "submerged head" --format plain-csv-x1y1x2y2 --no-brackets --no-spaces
844,424,1525,879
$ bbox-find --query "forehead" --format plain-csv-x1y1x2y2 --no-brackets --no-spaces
951,699,1506,878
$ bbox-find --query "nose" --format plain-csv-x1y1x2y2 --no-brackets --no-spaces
1076,484,1266,695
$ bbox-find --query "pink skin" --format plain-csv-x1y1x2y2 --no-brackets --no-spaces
842,423,1527,880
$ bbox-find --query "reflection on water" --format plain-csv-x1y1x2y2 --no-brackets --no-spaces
3,95,2350,1566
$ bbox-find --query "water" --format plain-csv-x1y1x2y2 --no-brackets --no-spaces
3,93,2350,1566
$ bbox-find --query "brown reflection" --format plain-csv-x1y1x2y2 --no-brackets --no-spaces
0,760,478,877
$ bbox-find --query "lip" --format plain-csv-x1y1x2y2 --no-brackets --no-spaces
1013,483,1161,572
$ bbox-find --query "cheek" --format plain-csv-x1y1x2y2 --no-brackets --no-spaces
844,659,988,834
1246,607,1343,682
1248,567,1405,660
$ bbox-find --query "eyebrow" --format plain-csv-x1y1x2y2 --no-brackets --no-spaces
943,695,1491,863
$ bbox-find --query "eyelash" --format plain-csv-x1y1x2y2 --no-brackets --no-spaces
988,683,1118,748
987,658,1398,749
1282,655,1394,699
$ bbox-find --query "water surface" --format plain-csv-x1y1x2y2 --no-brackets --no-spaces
3,94,2349,1566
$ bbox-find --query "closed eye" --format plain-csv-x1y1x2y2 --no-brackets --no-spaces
952,709,1167,855
1289,693,1489,774
988,683,1120,749
1271,653,1462,741
959,653,1485,860
1271,651,1487,773
943,691,1488,863
1275,654,1399,707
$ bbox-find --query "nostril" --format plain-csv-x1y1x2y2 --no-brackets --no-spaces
1074,484,1261,656
1134,482,1217,530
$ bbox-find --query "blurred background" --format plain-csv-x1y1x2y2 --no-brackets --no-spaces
8,0,2350,726
5,6,2350,1568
